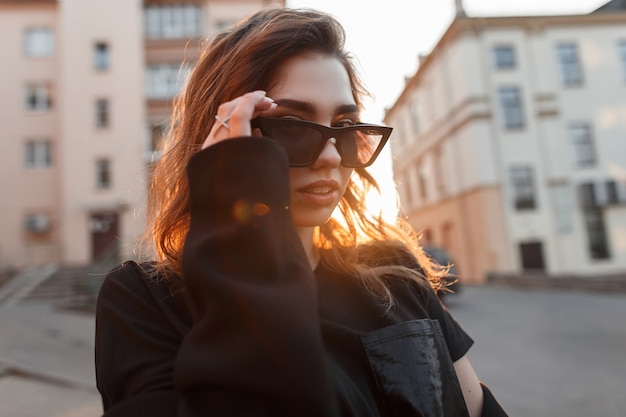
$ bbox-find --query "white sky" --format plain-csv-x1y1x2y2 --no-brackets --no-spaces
286,0,609,123
283,0,610,215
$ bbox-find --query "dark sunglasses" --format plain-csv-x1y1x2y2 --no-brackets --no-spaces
251,117,392,168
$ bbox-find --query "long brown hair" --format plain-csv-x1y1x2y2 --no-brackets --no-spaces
144,7,445,305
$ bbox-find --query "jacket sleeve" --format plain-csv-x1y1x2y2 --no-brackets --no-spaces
480,383,509,417
95,262,183,417
175,138,339,417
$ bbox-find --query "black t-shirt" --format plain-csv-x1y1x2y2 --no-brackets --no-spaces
314,260,473,416
95,138,474,417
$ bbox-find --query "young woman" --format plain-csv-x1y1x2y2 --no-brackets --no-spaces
95,7,507,417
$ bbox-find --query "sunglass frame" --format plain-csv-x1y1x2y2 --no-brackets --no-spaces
251,117,393,168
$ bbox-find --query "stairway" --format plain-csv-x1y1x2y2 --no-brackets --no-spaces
0,240,122,310
0,265,112,312
0,265,58,307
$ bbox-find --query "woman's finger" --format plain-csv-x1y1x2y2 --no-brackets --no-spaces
202,91,275,149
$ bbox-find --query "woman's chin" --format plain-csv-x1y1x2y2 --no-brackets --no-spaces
291,212,334,229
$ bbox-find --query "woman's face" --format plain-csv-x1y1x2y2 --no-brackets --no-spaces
265,53,356,228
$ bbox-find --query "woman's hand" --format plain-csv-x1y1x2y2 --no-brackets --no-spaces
202,90,276,150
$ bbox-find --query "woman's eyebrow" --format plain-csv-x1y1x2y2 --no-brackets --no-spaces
336,104,359,115
273,99,315,113
272,99,359,116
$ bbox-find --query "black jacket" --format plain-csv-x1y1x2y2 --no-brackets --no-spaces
96,138,489,416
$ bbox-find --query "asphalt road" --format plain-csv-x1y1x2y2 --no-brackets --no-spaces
0,303,101,417
0,285,625,416
446,285,626,417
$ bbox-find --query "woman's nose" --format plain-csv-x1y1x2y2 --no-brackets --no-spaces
311,137,341,168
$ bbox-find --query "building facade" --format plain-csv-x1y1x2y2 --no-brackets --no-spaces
0,0,283,275
385,2,626,283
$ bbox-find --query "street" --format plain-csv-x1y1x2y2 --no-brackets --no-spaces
0,303,101,417
446,285,626,417
0,284,625,416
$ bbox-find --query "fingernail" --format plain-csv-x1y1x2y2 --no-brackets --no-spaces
270,102,278,108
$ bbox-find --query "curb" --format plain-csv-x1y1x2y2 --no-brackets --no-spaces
486,272,626,294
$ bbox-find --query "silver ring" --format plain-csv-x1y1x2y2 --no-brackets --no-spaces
214,114,230,129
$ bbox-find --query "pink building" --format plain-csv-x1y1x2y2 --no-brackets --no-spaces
0,0,284,278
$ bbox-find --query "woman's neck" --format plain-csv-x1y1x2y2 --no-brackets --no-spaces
296,227,319,270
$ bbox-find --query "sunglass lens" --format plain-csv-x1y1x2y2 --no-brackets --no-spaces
337,130,383,167
268,121,323,165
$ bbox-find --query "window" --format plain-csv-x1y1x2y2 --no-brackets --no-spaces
96,158,111,189
417,165,428,202
214,19,237,32
578,182,597,208
94,42,110,70
493,45,516,69
578,180,623,207
583,208,610,259
606,181,619,205
148,122,169,160
25,84,52,111
145,64,190,99
510,166,536,210
498,86,524,130
619,41,626,81
24,28,54,57
433,148,446,195
24,213,52,234
551,184,574,234
95,99,110,128
25,140,52,169
144,4,203,39
568,123,596,167
557,43,584,86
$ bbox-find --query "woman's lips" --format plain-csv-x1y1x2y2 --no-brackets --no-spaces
296,181,339,206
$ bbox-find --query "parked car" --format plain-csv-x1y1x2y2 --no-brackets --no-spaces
422,245,461,299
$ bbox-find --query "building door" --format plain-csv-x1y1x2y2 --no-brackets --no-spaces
519,241,546,271
90,212,119,262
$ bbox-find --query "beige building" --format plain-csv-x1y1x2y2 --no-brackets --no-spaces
0,0,283,276
385,0,626,283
